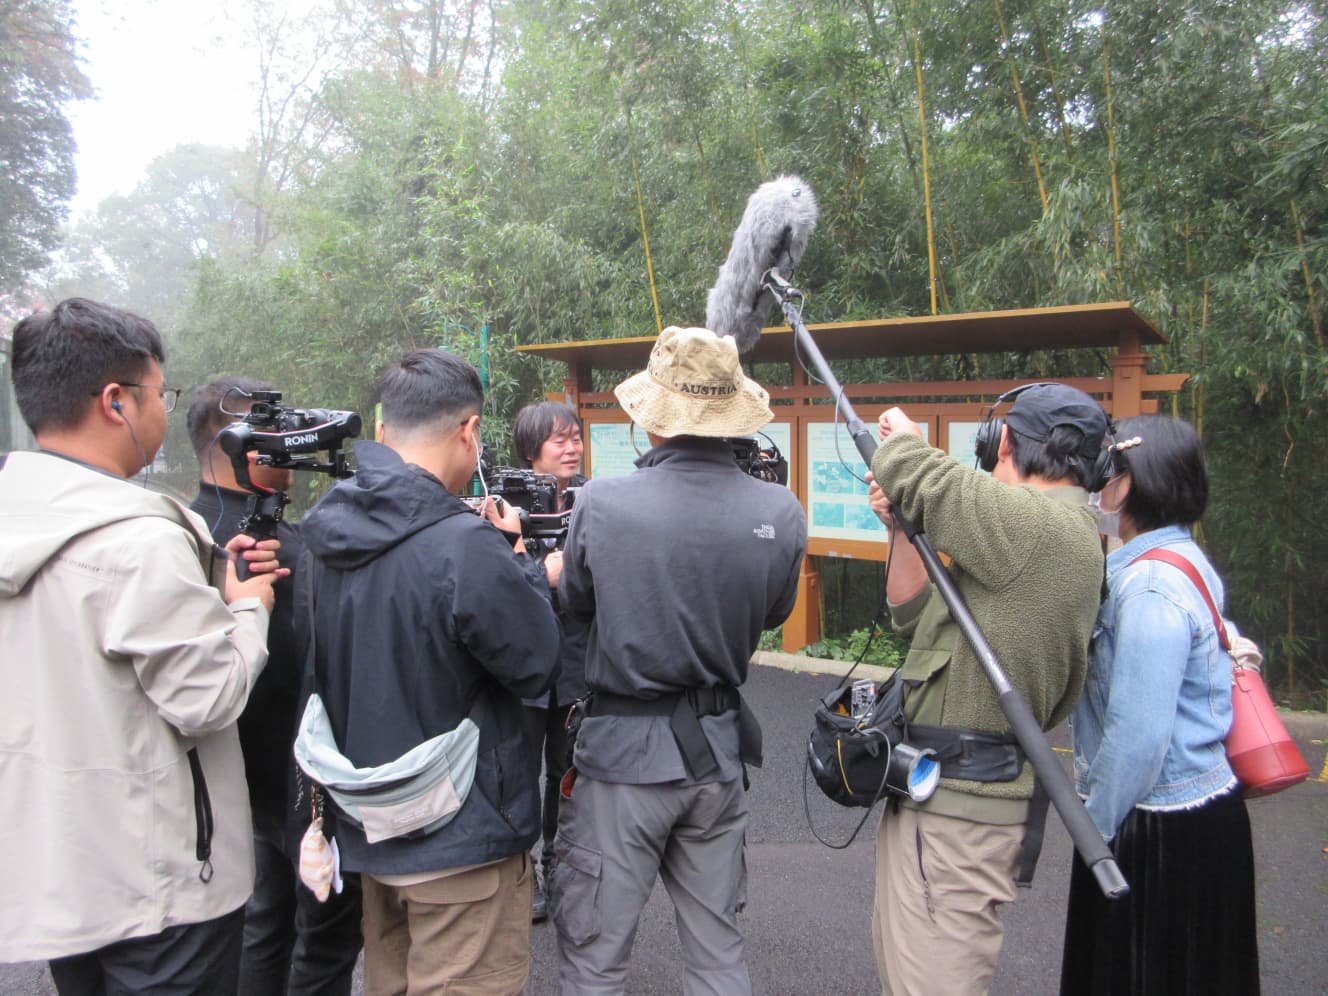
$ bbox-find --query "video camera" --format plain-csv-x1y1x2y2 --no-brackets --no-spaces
731,435,788,486
463,445,576,540
217,391,362,577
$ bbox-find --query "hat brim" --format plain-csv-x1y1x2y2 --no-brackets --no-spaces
614,368,773,438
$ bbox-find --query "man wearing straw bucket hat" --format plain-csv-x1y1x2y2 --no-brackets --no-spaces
551,326,807,994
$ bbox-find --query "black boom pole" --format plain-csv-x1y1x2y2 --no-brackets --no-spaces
765,271,1128,900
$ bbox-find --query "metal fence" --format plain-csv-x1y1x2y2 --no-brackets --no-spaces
0,338,35,454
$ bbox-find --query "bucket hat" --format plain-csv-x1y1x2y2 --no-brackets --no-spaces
614,326,772,438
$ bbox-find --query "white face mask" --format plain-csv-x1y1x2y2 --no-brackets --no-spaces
1088,490,1120,539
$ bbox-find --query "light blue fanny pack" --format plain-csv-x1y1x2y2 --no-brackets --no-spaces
293,693,479,844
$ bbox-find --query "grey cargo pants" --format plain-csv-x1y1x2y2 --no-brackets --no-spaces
550,774,751,996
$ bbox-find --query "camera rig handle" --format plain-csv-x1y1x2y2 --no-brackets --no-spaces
763,269,1128,901
217,404,362,581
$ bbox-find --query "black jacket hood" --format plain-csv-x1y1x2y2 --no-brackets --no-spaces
301,440,470,570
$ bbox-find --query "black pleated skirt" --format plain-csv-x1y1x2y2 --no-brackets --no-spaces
1059,788,1260,996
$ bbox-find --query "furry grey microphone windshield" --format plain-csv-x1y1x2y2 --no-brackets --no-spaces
705,175,819,356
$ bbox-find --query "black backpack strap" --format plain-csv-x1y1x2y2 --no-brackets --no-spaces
1015,776,1050,888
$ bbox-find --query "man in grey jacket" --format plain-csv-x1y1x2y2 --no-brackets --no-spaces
0,299,284,993
552,327,807,995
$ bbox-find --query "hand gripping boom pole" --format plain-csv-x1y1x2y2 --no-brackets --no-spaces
764,271,1128,900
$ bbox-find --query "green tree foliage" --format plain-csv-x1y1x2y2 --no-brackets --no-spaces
49,0,1328,698
0,0,89,297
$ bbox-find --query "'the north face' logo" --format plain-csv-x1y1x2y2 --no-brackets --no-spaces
753,523,776,540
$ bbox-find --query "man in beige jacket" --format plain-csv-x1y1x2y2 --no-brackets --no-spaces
0,298,285,994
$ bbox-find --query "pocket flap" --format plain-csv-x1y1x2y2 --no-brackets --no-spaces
409,862,502,905
899,646,952,684
560,840,601,878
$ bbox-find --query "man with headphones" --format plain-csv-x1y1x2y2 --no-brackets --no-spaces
0,299,286,991
865,382,1110,996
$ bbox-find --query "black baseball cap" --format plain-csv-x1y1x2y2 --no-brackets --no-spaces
1005,383,1109,457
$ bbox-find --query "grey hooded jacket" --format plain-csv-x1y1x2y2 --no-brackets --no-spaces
0,451,270,960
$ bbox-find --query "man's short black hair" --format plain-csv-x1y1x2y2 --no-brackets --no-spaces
10,298,165,435
511,401,580,468
379,349,483,432
186,375,275,457
1009,425,1101,489
1112,415,1208,531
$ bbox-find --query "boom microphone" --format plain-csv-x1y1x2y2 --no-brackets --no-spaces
705,175,819,355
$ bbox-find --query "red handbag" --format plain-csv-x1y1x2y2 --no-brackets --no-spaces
1131,548,1310,798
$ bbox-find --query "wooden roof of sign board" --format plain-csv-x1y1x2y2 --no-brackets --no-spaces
514,302,1165,372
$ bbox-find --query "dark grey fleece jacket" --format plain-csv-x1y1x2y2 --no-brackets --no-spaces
560,437,807,784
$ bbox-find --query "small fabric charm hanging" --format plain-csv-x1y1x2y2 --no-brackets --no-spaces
297,784,342,902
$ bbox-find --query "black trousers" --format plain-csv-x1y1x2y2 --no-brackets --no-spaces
1060,788,1260,996
523,701,573,868
238,834,364,996
49,907,244,996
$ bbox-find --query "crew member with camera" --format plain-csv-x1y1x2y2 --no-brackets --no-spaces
296,348,560,993
188,376,363,996
510,400,588,923
552,326,807,994
864,383,1109,996
0,299,285,991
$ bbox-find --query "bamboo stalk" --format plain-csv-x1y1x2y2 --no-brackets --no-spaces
1102,23,1123,288
1030,5,1074,156
626,106,663,335
1196,278,1209,439
1282,377,1297,697
994,0,1049,212
692,122,725,242
730,13,768,178
1290,198,1324,349
910,0,939,315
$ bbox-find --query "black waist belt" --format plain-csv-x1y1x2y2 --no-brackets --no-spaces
899,721,1047,888
587,686,762,779
906,722,1024,782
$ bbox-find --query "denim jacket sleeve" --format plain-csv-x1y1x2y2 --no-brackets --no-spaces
1082,584,1191,840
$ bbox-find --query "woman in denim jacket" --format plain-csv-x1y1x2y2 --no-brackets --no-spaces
1060,415,1259,996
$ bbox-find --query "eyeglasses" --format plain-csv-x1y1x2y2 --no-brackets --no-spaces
92,383,183,413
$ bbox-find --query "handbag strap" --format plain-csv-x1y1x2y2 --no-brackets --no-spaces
1129,548,1230,651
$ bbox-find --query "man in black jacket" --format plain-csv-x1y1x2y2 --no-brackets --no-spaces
552,327,807,994
298,349,560,994
188,376,363,996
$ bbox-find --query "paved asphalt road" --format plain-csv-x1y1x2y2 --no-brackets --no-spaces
5,660,1326,994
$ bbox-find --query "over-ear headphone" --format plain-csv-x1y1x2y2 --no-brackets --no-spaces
974,383,1115,491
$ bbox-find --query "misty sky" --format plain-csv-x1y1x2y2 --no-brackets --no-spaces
67,0,258,216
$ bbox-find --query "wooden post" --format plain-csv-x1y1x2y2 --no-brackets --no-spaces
1111,328,1147,418
783,555,821,653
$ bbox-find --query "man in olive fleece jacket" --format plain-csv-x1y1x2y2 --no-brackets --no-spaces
865,384,1108,996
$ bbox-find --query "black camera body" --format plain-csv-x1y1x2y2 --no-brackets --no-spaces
465,445,576,540
218,391,362,489
732,436,788,486
216,391,362,577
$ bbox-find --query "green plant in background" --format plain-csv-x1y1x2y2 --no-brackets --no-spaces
803,627,909,670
